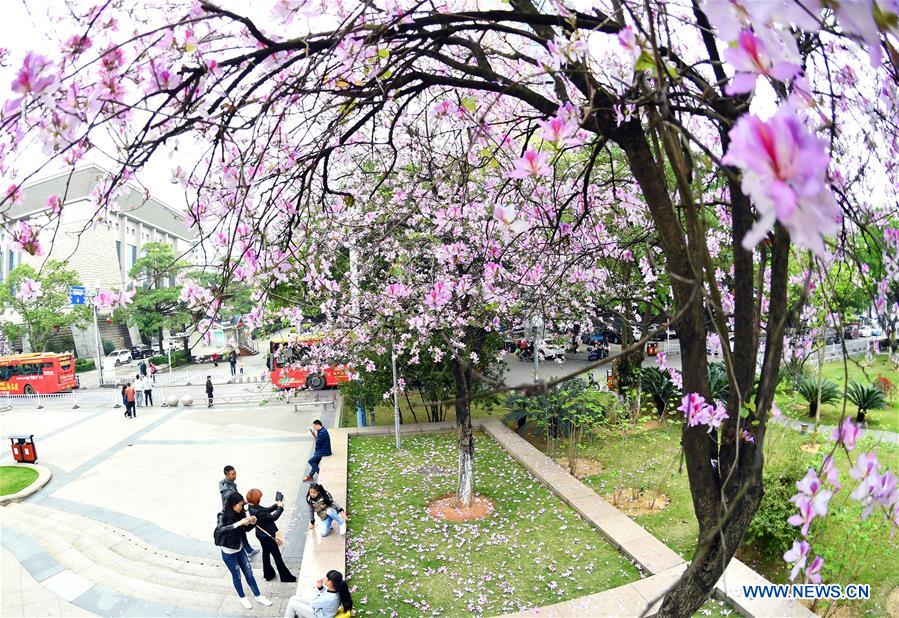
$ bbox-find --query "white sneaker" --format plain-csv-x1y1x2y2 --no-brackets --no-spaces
338,522,347,535
239,597,252,609
256,595,273,607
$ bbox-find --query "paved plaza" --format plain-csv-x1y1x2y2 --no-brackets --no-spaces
0,394,334,616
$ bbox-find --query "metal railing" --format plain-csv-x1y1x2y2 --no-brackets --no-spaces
77,369,268,389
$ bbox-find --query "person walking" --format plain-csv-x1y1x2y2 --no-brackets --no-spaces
219,466,259,557
143,374,154,406
305,483,346,537
283,570,353,618
134,374,144,408
246,488,297,582
124,382,137,418
303,420,332,482
229,350,238,376
214,492,273,610
121,383,129,417
138,358,147,377
206,376,214,408
149,361,158,383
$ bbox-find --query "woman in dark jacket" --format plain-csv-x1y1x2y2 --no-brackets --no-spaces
246,488,297,583
305,483,346,537
215,492,273,610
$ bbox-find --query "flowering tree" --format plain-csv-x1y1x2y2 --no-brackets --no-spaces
2,0,898,614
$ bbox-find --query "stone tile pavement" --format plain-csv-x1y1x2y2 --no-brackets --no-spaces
1,395,338,616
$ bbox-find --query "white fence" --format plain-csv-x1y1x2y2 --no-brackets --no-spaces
77,369,268,389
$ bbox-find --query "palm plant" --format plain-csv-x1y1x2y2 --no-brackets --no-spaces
795,376,841,418
846,381,887,423
641,367,679,419
707,362,730,403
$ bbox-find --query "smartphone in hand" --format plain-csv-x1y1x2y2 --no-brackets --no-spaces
275,491,284,502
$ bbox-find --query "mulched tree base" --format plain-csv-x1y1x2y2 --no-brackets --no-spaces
605,489,670,516
554,457,604,478
426,493,495,522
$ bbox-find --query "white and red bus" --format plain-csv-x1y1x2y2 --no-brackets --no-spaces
0,353,78,395
268,335,349,390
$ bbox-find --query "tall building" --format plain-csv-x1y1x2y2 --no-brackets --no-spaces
1,164,197,356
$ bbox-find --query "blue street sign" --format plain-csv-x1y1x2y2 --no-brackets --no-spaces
70,286,86,305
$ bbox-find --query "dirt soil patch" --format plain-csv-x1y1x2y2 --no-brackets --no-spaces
800,443,822,454
605,489,670,515
415,464,452,477
426,494,495,522
554,457,604,478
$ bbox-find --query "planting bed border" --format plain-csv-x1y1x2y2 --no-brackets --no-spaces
297,408,812,617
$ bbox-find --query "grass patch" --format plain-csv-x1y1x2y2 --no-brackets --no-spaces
346,432,641,616
549,419,899,617
0,466,38,496
779,355,899,432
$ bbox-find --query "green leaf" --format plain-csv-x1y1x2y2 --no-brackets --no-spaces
378,48,390,59
461,96,477,113
634,51,656,73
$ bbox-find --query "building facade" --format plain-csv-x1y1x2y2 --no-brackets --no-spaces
1,164,197,357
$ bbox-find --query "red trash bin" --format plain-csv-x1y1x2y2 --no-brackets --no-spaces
9,434,37,463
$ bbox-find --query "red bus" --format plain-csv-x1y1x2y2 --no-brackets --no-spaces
0,353,78,395
268,335,349,390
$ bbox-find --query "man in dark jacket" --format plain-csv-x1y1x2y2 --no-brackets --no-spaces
219,466,259,557
303,419,332,482
206,376,214,407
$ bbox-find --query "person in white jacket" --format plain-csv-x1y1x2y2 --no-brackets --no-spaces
284,570,352,618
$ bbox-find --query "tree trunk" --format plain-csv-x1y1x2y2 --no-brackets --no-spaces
808,401,818,418
451,356,475,508
856,410,866,423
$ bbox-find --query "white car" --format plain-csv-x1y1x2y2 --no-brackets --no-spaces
538,341,566,361
107,349,133,367
859,325,873,338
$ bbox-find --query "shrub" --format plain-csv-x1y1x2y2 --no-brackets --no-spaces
745,457,809,559
708,362,730,403
641,367,679,417
148,350,189,368
846,381,887,423
74,358,95,373
795,376,841,418
874,374,896,403
101,339,115,355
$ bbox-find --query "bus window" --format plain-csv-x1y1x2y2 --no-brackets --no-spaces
0,366,11,381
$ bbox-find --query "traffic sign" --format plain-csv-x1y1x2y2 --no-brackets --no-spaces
70,286,86,305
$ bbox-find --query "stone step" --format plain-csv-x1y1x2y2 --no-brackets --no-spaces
10,501,225,579
0,506,243,606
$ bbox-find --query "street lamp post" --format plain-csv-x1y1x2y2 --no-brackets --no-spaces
87,289,105,386
391,343,402,449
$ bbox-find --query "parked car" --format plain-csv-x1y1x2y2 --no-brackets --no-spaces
859,325,873,338
107,349,132,367
130,344,153,359
537,341,566,361
843,323,860,340
823,328,841,345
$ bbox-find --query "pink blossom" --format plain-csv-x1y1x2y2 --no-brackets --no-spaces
740,429,755,443
831,418,861,451
10,52,56,97
617,26,640,58
5,184,23,205
805,555,824,584
147,65,181,92
783,539,811,582
11,221,43,256
537,115,577,146
792,468,833,519
16,278,42,301
385,283,411,299
493,205,517,224
47,194,63,215
424,281,453,309
722,105,838,255
787,495,818,536
507,149,552,179
821,455,841,491
723,29,801,94
849,451,880,483
679,393,728,432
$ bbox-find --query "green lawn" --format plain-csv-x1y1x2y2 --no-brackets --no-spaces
550,420,899,617
345,432,641,616
0,466,38,496
779,356,899,432
340,390,499,428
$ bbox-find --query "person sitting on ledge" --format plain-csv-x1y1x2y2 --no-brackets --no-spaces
284,570,353,618
306,483,346,537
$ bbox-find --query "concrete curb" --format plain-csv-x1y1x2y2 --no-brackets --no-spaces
337,419,814,618
0,462,52,504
